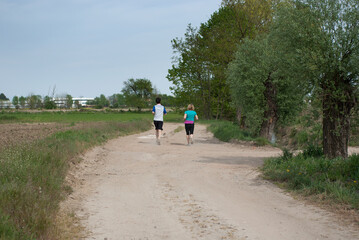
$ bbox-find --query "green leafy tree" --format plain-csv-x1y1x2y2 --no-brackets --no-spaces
199,6,242,119
65,94,73,109
44,96,57,109
19,96,26,108
221,0,276,29
0,93,8,100
157,94,176,108
122,78,153,111
37,95,43,108
168,1,274,120
270,0,359,158
74,100,81,109
109,94,125,108
227,35,308,141
93,94,110,109
12,96,19,108
27,95,42,109
168,25,209,117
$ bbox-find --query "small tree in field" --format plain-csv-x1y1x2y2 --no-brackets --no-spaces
44,96,56,109
12,96,19,109
27,95,42,109
65,94,73,109
122,78,153,111
109,94,125,108
19,96,26,109
93,94,110,109
74,100,81,109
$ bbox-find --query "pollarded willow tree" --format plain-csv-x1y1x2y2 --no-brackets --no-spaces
270,0,359,158
227,35,308,141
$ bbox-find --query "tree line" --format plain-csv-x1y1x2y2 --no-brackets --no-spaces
88,78,175,110
1,78,175,110
167,0,359,158
1,93,79,110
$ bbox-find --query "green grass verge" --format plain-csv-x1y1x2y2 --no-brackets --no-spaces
0,120,151,239
261,146,359,210
174,126,184,133
206,120,269,146
0,110,183,124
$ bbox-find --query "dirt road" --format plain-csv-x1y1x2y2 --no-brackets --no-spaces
64,123,359,240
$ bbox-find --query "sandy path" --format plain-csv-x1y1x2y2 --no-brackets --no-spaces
65,123,359,240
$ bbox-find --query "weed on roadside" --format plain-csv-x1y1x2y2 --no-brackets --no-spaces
174,126,184,133
262,147,359,211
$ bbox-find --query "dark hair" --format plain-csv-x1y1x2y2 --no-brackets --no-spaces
155,97,161,104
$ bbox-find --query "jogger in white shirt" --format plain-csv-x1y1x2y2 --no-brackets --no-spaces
152,97,167,145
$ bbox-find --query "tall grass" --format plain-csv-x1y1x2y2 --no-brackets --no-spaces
207,121,269,146
262,146,359,210
0,120,151,239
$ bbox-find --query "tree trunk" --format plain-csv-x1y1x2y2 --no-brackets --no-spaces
216,94,221,120
236,107,246,128
236,107,242,124
322,108,350,159
204,70,212,119
198,72,207,119
260,73,278,142
322,76,354,159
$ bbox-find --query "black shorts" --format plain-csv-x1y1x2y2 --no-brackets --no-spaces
185,123,194,135
154,121,163,130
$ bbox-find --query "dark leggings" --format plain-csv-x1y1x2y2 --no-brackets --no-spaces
185,124,194,135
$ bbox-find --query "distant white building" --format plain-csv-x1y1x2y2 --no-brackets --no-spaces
0,100,13,109
72,97,94,107
53,97,94,108
0,97,95,109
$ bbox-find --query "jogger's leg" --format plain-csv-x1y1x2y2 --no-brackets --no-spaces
156,130,162,144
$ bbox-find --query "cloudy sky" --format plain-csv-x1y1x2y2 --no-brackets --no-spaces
0,0,221,99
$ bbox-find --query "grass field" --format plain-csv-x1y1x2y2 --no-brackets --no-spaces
0,110,185,239
0,110,183,124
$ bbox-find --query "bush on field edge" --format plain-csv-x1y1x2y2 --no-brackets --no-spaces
262,146,359,210
207,121,269,146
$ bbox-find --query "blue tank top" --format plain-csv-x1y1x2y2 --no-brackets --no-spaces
185,110,197,123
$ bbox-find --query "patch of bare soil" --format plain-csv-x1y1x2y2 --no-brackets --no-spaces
0,122,113,151
59,123,359,240
0,123,67,151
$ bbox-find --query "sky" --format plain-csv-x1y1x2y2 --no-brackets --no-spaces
0,0,221,99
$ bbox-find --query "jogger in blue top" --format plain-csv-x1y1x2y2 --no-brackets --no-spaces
183,104,198,146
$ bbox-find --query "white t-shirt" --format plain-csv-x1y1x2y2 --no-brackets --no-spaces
153,104,167,121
